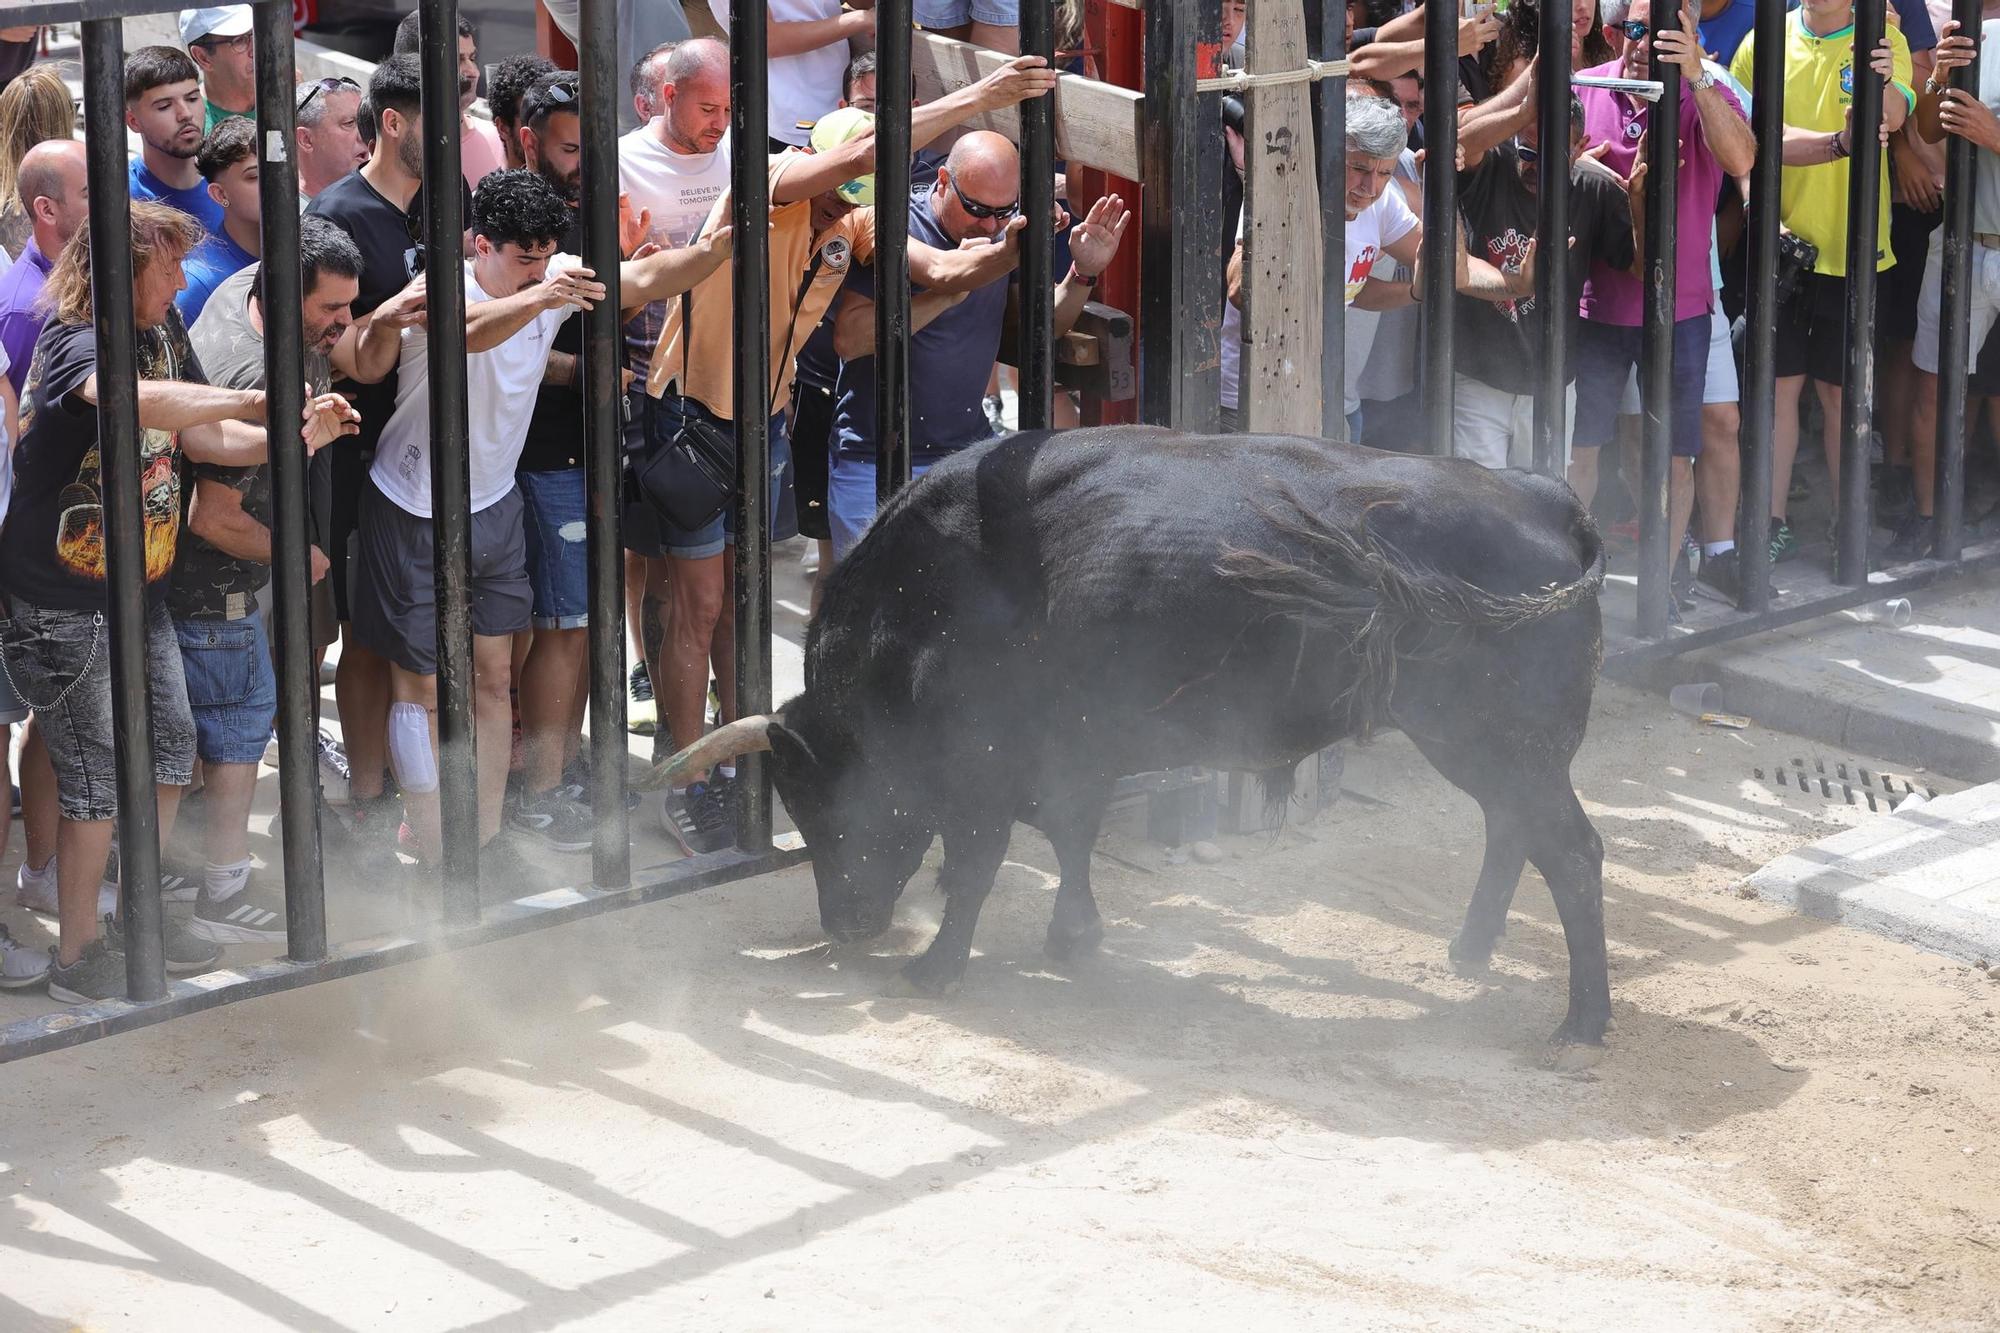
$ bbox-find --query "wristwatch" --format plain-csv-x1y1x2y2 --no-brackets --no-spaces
1692,69,1718,93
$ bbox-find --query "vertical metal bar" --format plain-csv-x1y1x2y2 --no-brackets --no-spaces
1138,0,1221,430
1420,0,1457,455
1838,0,1886,585
1533,0,1574,476
82,20,163,1002
875,0,913,499
579,0,630,886
1312,0,1347,438
1738,0,1783,611
1638,0,1682,638
252,0,324,961
1936,0,1979,563
730,0,773,850
419,0,478,921
1018,0,1057,430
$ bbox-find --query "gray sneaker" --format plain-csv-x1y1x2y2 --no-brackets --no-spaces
102,911,224,974
0,925,51,990
47,938,125,1004
190,878,288,944
507,788,595,853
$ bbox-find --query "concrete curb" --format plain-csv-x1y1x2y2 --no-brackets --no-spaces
1744,782,2000,967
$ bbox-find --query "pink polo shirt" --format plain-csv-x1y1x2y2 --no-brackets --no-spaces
1576,60,1743,326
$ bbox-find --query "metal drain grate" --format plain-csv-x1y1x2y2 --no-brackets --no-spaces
1752,757,1939,813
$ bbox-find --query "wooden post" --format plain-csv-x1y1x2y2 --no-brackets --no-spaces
1239,0,1324,436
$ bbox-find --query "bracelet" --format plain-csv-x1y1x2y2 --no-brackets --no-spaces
1068,263,1099,287
1830,129,1850,160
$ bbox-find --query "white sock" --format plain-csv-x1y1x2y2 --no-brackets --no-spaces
205,858,253,902
1703,540,1736,558
717,765,736,781
21,856,54,884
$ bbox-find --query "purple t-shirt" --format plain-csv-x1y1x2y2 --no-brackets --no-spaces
0,237,52,396
1577,61,1743,327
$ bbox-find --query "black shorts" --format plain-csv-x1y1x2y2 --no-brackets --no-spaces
1776,271,1851,385
1878,203,1942,345
789,378,835,541
327,441,369,622
352,475,533,675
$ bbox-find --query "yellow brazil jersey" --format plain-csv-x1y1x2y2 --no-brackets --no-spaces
1731,11,1914,275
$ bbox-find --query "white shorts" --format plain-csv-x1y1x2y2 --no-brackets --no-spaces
1617,307,1737,410
1914,227,2000,375
1451,372,1577,471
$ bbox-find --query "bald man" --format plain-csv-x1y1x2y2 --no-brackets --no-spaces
823,130,1130,560
0,139,88,394
0,136,84,948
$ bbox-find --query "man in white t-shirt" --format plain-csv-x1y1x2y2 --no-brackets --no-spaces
618,35,734,742
332,169,731,867
713,0,868,148
1223,95,1423,437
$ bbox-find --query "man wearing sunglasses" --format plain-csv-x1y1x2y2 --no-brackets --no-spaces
824,127,1130,564
296,75,367,205
179,6,255,134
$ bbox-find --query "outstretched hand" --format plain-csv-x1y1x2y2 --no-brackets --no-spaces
301,392,361,453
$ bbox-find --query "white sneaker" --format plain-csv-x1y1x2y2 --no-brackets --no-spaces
15,860,57,915
12,859,114,916
0,925,50,990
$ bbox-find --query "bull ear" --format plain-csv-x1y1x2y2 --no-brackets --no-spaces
766,720,818,776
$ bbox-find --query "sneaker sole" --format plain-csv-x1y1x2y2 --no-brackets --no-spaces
506,822,594,854
0,969,52,990
187,916,285,945
47,981,118,1004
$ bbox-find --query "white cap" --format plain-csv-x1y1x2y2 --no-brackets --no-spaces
179,6,254,46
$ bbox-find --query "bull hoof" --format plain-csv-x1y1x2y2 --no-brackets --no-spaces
1547,1008,1611,1051
896,955,967,998
1044,919,1104,962
1447,931,1496,972
1541,1041,1608,1073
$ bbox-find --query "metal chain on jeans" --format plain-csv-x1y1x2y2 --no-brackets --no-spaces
0,610,107,713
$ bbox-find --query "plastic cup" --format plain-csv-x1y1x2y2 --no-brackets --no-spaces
1669,682,1722,717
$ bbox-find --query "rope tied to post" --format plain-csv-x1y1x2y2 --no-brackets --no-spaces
1195,58,1350,94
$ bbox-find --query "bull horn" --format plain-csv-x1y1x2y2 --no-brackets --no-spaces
634,714,777,792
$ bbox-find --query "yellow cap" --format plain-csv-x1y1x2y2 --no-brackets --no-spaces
809,106,877,207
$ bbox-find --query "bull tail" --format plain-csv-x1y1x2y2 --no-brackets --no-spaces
1215,490,1605,734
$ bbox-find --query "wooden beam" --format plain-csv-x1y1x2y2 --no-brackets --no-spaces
911,31,1146,179
1239,0,1324,436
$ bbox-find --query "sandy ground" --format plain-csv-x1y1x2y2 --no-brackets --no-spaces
3,674,1999,1330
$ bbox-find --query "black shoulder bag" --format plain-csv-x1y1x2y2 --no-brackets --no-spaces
631,253,823,533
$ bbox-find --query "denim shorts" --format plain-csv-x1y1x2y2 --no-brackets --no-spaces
915,0,1018,26
174,608,278,766
628,393,794,561
0,597,196,821
1572,316,1709,457
518,465,590,630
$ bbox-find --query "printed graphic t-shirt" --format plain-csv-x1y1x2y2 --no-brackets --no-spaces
0,314,209,611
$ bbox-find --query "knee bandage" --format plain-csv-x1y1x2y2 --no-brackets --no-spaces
388,702,438,794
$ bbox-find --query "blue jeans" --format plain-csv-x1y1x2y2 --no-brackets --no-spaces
174,608,278,766
518,466,589,630
645,394,794,560
828,449,956,561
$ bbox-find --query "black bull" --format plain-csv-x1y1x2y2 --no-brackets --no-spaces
656,428,1613,1047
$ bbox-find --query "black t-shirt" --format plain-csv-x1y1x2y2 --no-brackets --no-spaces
519,218,585,474
1453,145,1636,397
0,317,209,612
305,169,470,460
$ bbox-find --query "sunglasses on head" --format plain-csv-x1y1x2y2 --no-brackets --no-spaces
297,75,360,114
949,176,1021,221
1617,19,1650,40
541,79,578,104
